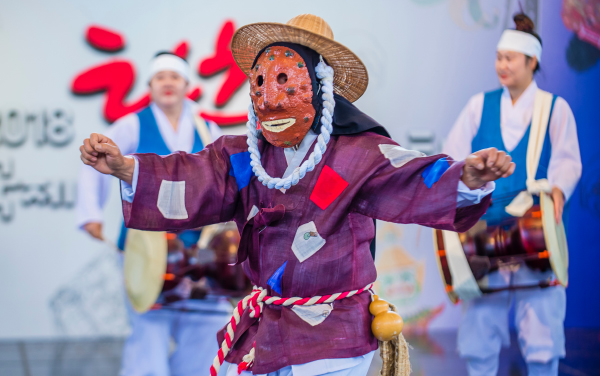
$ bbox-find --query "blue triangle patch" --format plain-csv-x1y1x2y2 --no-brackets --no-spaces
267,261,287,295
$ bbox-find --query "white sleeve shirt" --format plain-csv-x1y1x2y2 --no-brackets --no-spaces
443,81,582,200
76,100,223,229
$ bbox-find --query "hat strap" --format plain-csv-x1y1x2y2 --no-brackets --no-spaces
246,58,335,190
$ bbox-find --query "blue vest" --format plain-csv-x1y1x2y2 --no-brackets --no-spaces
117,106,205,250
472,88,556,225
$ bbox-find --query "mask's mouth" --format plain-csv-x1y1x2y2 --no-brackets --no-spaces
261,118,296,133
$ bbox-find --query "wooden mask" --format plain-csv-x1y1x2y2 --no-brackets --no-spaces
249,46,316,148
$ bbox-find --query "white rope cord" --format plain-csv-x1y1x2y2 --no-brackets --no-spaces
246,57,335,190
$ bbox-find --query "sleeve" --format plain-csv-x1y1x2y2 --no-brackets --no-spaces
76,165,114,228
457,180,495,208
547,97,582,201
75,114,140,229
350,141,491,233
442,93,484,160
121,136,242,231
120,156,139,203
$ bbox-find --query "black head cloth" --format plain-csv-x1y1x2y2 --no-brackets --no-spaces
251,42,390,139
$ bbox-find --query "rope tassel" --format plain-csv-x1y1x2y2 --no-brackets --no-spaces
379,334,411,376
237,344,256,374
371,299,411,376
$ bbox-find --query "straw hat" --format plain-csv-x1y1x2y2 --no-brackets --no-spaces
231,14,369,103
123,229,168,313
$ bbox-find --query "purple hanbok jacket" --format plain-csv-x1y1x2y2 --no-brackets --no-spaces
122,132,490,373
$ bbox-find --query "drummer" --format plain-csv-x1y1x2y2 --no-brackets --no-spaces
443,13,582,376
76,52,226,376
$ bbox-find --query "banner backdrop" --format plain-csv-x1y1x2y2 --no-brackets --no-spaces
1,0,597,340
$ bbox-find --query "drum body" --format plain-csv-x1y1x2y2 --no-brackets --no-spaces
433,193,568,302
124,224,250,313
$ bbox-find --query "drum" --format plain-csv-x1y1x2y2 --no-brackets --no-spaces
433,192,568,303
123,229,168,313
124,224,249,312
124,230,203,312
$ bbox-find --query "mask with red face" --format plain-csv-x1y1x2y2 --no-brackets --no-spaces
249,46,317,148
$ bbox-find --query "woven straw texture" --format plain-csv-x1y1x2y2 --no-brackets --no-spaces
379,302,411,376
231,14,369,103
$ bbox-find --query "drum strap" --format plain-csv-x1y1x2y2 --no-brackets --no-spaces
193,114,213,147
505,89,554,217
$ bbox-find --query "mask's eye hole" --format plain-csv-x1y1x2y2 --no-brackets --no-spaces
257,75,264,87
277,73,288,85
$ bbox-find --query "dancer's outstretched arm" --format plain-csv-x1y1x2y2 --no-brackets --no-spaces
349,140,514,233
79,133,245,231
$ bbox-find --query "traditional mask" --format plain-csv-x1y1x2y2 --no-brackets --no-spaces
249,46,316,148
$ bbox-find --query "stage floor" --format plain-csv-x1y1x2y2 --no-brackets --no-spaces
1,329,598,375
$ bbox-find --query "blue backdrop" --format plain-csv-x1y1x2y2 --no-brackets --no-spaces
538,1,600,328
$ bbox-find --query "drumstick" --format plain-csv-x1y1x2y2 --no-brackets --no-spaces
480,279,559,294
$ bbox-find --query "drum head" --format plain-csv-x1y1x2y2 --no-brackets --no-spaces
124,229,168,313
540,193,569,286
433,229,483,303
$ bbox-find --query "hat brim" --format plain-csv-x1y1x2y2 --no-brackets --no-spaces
124,229,168,313
231,22,369,103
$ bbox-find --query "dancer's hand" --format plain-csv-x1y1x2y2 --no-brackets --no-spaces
551,186,565,224
83,222,104,241
80,133,135,184
462,148,516,190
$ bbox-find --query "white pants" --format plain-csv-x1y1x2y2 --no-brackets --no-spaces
117,250,232,376
458,265,566,376
120,297,233,376
229,351,374,376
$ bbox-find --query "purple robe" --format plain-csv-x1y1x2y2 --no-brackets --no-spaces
122,132,490,373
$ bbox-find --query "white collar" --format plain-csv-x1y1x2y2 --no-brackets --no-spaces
502,80,538,108
283,130,318,173
278,130,319,193
149,100,193,131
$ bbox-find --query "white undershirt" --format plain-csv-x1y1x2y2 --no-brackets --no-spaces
76,100,222,228
443,81,582,200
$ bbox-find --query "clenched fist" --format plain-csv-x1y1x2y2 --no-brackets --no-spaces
79,133,135,185
461,148,516,190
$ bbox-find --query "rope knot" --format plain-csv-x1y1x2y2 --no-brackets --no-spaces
248,288,268,319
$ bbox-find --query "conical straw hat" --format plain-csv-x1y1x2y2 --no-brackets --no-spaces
231,14,369,103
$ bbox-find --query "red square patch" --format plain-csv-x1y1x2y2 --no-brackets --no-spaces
310,165,349,210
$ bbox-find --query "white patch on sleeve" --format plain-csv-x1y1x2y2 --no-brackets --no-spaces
378,144,426,168
291,221,325,262
247,205,260,221
291,303,333,326
157,180,188,220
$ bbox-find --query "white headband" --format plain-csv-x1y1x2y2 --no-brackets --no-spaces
497,29,542,63
148,54,190,82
